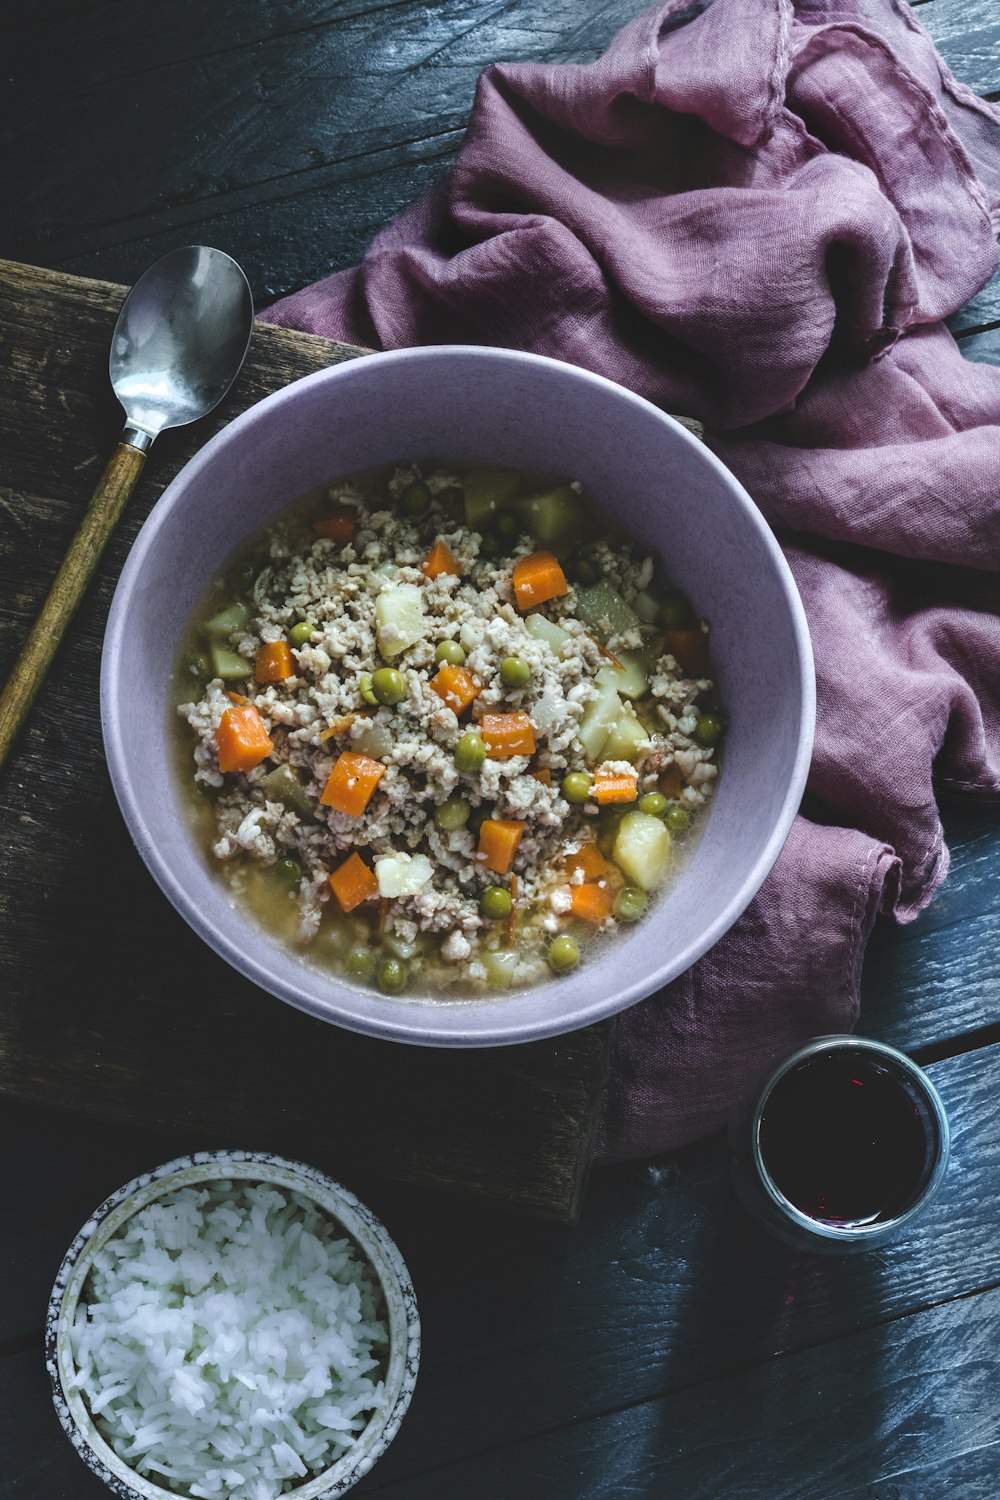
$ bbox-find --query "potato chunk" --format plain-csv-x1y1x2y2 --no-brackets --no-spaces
375,584,425,658
576,683,623,763
613,812,672,891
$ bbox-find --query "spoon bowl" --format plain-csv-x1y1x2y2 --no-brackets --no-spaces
111,245,253,447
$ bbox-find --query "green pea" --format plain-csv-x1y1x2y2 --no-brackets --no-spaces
659,591,693,629
665,804,690,835
547,935,580,974
378,957,408,994
615,887,648,923
346,947,376,982
275,856,300,883
494,510,519,539
638,792,668,818
571,555,599,587
481,885,513,920
561,771,592,805
187,652,209,678
359,672,379,707
435,795,471,831
455,732,486,774
500,656,531,689
435,639,466,666
695,712,724,746
289,621,315,647
372,667,408,706
401,480,432,516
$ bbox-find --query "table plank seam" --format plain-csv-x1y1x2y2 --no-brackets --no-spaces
909,1020,1000,1066
357,1275,1000,1492
9,0,427,99
16,126,467,262
956,317,1000,338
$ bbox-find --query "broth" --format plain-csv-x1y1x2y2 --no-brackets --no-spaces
172,461,723,998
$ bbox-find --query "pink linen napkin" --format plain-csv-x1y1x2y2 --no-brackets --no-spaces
262,0,1000,1160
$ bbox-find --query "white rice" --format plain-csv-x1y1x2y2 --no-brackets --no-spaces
68,1181,388,1499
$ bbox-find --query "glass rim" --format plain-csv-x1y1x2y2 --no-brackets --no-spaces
750,1035,951,1242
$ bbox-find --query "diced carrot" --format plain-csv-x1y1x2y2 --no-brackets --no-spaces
313,508,357,545
328,851,379,913
255,640,295,683
571,882,615,924
563,842,613,883
216,705,274,774
421,540,461,579
477,818,525,875
429,663,480,715
512,550,568,611
480,711,536,759
530,767,552,785
320,751,386,817
658,761,684,799
225,690,250,706
661,628,711,676
593,766,638,805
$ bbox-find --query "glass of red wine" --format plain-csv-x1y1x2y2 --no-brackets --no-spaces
730,1036,950,1252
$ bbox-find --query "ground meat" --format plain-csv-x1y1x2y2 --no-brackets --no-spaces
177,464,722,991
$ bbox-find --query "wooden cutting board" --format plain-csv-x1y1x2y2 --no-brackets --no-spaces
0,259,613,1224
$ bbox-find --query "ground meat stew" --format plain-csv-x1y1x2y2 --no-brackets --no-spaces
175,463,724,997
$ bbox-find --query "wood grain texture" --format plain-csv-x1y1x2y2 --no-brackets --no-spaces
0,260,612,1225
861,805,1000,1050
0,441,145,768
362,1288,1000,1497
920,0,1000,99
956,326,1000,365
845,1444,1000,1500
7,0,995,309
253,1046,1000,1485
2,0,634,293
1,1045,997,1488
949,274,1000,337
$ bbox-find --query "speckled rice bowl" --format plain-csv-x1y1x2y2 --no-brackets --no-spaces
46,1153,420,1500
101,347,814,1045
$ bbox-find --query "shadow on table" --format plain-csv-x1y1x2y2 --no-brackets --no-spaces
604,1188,895,1498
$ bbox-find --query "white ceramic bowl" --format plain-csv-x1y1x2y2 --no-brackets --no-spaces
46,1152,420,1499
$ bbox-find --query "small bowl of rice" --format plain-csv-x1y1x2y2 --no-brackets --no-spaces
45,1152,419,1500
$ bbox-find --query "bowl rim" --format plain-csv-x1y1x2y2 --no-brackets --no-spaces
45,1151,420,1500
101,344,815,1046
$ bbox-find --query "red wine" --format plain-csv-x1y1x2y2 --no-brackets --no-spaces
757,1049,933,1226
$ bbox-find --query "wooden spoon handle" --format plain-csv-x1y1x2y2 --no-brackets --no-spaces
0,440,147,770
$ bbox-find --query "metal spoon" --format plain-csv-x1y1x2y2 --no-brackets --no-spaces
0,245,253,769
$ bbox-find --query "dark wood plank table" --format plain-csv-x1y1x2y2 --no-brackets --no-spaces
3,1,1000,1495
0,259,613,1227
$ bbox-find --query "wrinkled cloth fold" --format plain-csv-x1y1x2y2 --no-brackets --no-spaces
263,0,1000,1160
